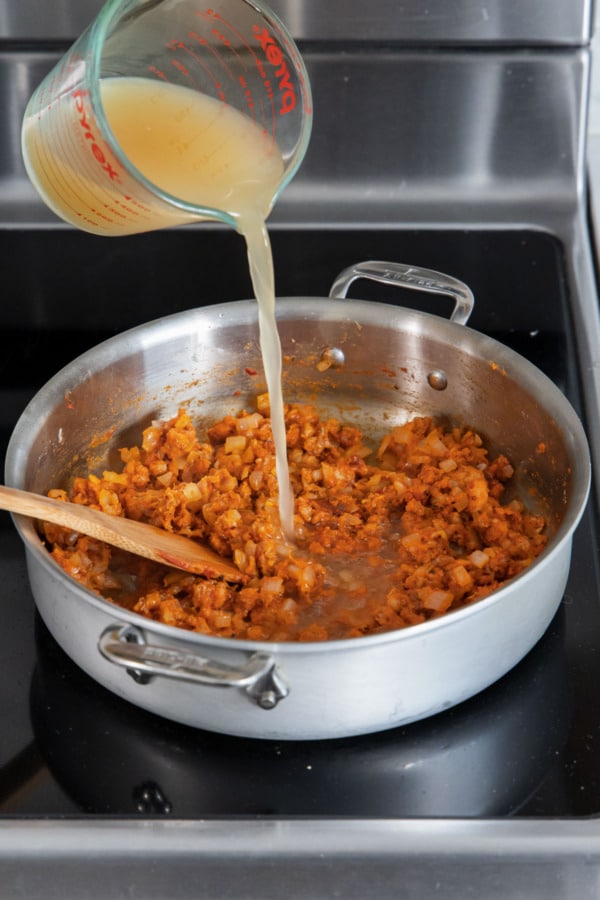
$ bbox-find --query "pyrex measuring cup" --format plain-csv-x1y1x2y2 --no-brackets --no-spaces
21,0,312,236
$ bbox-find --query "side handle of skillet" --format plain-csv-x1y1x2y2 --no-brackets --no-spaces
329,260,474,326
98,624,290,710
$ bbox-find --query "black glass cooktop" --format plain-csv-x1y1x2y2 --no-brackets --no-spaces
1,226,599,818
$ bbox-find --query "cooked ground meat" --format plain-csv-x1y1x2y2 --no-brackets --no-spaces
43,396,547,641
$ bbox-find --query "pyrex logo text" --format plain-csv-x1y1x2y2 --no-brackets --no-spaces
73,90,120,181
252,26,296,115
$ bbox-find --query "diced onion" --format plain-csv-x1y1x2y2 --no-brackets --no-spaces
422,589,454,612
225,434,247,453
237,413,264,434
469,550,489,568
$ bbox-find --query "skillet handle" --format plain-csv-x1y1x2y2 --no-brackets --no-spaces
98,625,289,710
329,260,474,326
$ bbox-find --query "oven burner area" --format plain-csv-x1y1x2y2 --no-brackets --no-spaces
0,228,599,818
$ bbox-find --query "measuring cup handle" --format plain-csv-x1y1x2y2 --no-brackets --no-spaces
328,261,474,326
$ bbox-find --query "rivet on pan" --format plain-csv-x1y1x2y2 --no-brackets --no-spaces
427,370,448,391
257,691,278,710
317,346,345,371
121,624,152,685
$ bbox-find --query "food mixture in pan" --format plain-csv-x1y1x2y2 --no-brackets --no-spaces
43,396,548,642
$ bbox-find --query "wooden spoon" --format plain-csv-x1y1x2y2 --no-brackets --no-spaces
0,484,244,583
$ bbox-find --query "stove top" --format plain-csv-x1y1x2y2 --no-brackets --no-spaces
1,226,599,819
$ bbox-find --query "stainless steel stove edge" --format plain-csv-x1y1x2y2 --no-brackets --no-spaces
0,817,598,899
0,0,593,44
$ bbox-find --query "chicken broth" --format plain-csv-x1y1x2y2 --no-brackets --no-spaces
43,399,548,642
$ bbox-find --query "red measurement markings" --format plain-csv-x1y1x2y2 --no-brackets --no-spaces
165,37,224,99
29,100,114,230
199,8,256,63
188,29,234,81
194,9,249,71
168,32,227,101
211,25,247,72
31,85,156,231
256,97,276,151
119,194,154,215
172,58,190,78
238,75,255,120
196,15,300,117
38,141,94,227
148,64,169,81
165,38,195,82
254,64,275,142
192,12,277,134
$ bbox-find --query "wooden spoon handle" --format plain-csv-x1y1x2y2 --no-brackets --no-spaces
0,484,243,583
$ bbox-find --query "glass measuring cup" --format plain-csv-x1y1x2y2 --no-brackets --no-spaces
21,0,312,236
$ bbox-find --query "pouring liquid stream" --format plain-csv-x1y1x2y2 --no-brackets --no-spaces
242,216,295,538
98,77,295,538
